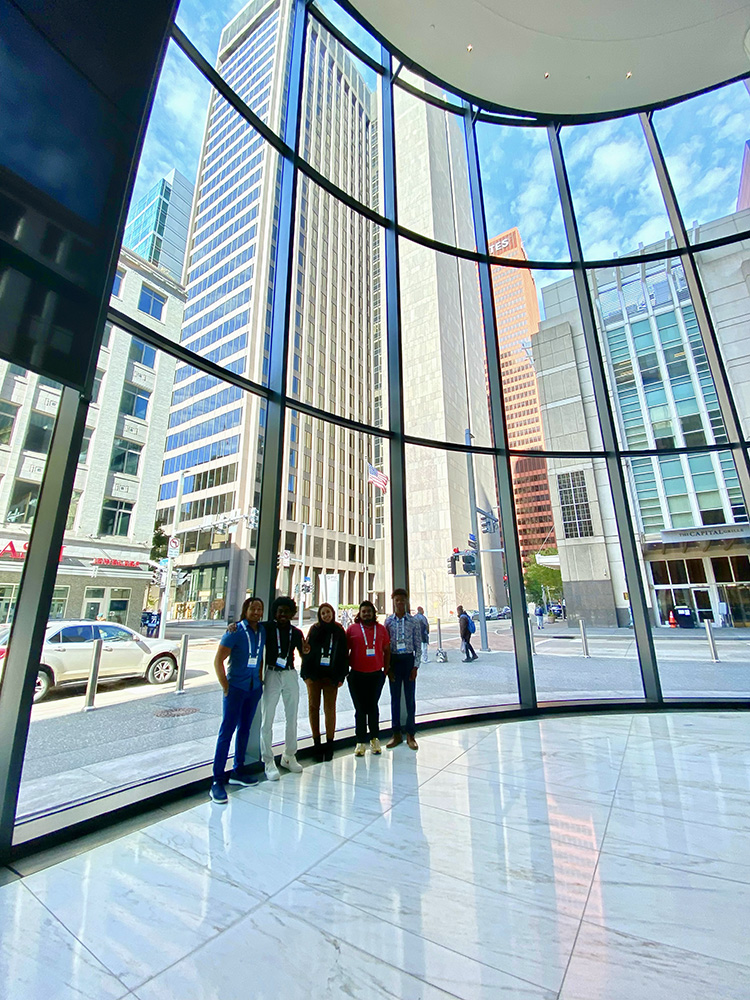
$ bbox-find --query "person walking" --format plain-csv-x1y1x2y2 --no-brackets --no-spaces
301,603,349,761
535,604,545,630
414,605,430,663
261,596,309,781
209,596,266,804
457,604,478,661
345,600,389,756
384,589,421,751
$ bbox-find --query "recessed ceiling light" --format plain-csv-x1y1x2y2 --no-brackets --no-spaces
466,43,473,52
626,71,632,79
544,72,550,79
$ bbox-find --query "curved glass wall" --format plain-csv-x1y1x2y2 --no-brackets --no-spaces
2,0,750,854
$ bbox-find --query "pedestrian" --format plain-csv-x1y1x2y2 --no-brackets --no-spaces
140,607,150,632
384,588,421,751
535,603,545,630
261,596,309,780
301,603,349,761
340,608,351,629
457,604,478,661
209,596,265,804
346,600,390,756
414,605,430,663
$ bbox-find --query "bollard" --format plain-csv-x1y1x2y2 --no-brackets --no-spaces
83,638,103,711
435,618,447,662
175,634,189,693
579,619,591,658
704,620,719,663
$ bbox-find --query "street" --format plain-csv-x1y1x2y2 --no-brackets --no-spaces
17,620,749,822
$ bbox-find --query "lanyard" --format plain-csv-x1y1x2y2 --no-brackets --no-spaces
240,620,260,660
396,616,406,642
360,623,375,649
276,625,291,664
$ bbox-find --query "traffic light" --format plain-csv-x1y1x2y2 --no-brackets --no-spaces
446,553,457,576
479,512,499,533
174,570,189,587
462,550,477,575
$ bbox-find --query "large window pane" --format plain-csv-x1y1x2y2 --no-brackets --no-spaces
561,115,673,260
653,81,750,242
589,257,730,450
286,177,385,427
400,239,493,447
405,443,520,712
394,85,474,250
313,1,382,63
476,121,569,263
300,14,382,212
15,333,269,822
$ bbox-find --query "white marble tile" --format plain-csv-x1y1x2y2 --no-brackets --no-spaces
24,831,261,990
415,767,613,850
322,750,441,796
585,851,750,968
299,838,580,991
353,795,598,919
444,751,624,800
144,795,345,899
274,880,557,1000
244,763,399,837
0,880,129,1000
613,766,750,833
132,901,458,1000
560,920,750,1000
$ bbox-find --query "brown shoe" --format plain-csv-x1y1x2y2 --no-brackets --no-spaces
386,733,403,749
406,734,419,751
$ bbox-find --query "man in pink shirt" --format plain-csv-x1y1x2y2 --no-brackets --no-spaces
346,600,390,756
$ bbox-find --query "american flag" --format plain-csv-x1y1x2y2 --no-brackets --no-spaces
367,463,389,493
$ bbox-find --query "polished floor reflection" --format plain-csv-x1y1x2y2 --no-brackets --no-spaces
2,711,749,998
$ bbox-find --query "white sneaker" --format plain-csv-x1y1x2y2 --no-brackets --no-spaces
280,754,303,773
354,743,367,757
265,763,280,781
370,738,382,754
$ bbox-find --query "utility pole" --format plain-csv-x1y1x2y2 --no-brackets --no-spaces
298,521,308,629
159,468,186,638
465,429,489,651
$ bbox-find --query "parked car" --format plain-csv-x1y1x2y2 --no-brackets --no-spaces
499,606,512,619
0,620,181,703
470,606,502,620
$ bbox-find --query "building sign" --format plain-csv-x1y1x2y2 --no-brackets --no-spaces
660,524,750,543
91,558,141,568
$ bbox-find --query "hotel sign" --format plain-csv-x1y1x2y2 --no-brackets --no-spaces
660,524,750,543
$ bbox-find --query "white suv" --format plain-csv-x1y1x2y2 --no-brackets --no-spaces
0,620,180,702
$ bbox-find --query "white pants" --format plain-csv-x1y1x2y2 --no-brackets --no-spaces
261,669,300,764
421,641,429,663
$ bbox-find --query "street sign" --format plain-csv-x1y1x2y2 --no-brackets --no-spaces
282,549,291,567
468,533,478,550
167,536,180,558
159,558,169,567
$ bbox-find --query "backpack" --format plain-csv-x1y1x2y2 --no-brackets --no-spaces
467,616,476,634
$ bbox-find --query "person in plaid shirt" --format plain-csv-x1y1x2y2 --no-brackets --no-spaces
383,588,421,750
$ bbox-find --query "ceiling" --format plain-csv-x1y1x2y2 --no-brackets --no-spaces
349,0,750,116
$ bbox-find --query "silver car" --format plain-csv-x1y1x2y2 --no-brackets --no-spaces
0,620,180,702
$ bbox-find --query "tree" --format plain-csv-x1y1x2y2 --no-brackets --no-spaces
523,550,563,606
150,525,168,561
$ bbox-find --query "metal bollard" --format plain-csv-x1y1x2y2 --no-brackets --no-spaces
83,638,103,711
175,634,189,693
704,620,719,663
579,619,591,658
435,618,447,662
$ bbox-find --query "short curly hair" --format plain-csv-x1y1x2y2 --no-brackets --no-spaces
271,595,297,618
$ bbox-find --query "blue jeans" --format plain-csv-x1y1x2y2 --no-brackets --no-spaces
212,680,263,779
389,653,417,736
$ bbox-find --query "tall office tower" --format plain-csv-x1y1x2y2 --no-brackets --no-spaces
156,0,380,620
0,245,183,630
395,83,504,617
488,227,555,563
534,209,750,627
123,168,194,281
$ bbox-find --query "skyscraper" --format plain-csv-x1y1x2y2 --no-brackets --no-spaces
488,227,555,563
156,0,380,619
122,168,194,281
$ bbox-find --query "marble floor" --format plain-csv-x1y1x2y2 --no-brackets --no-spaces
2,710,749,999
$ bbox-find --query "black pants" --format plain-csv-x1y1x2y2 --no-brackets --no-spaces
463,639,477,660
347,670,385,741
389,653,417,735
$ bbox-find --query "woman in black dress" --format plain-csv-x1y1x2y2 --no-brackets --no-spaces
301,603,349,760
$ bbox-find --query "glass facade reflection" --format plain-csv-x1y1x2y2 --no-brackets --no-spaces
2,0,750,857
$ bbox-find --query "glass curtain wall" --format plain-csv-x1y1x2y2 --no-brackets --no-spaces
3,0,750,854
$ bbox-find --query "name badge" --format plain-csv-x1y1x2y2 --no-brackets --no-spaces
365,647,376,657
397,642,406,653
276,656,287,669
250,656,259,669
320,655,331,666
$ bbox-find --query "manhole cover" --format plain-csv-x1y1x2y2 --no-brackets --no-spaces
154,707,199,718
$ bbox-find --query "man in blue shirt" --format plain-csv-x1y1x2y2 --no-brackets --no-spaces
210,596,265,803
384,588,421,751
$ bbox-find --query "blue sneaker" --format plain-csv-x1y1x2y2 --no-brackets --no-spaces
227,770,258,786
209,781,228,803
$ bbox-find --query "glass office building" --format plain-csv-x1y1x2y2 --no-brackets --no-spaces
1,0,750,861
122,168,194,281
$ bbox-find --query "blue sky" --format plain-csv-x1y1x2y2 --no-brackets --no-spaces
133,1,750,306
